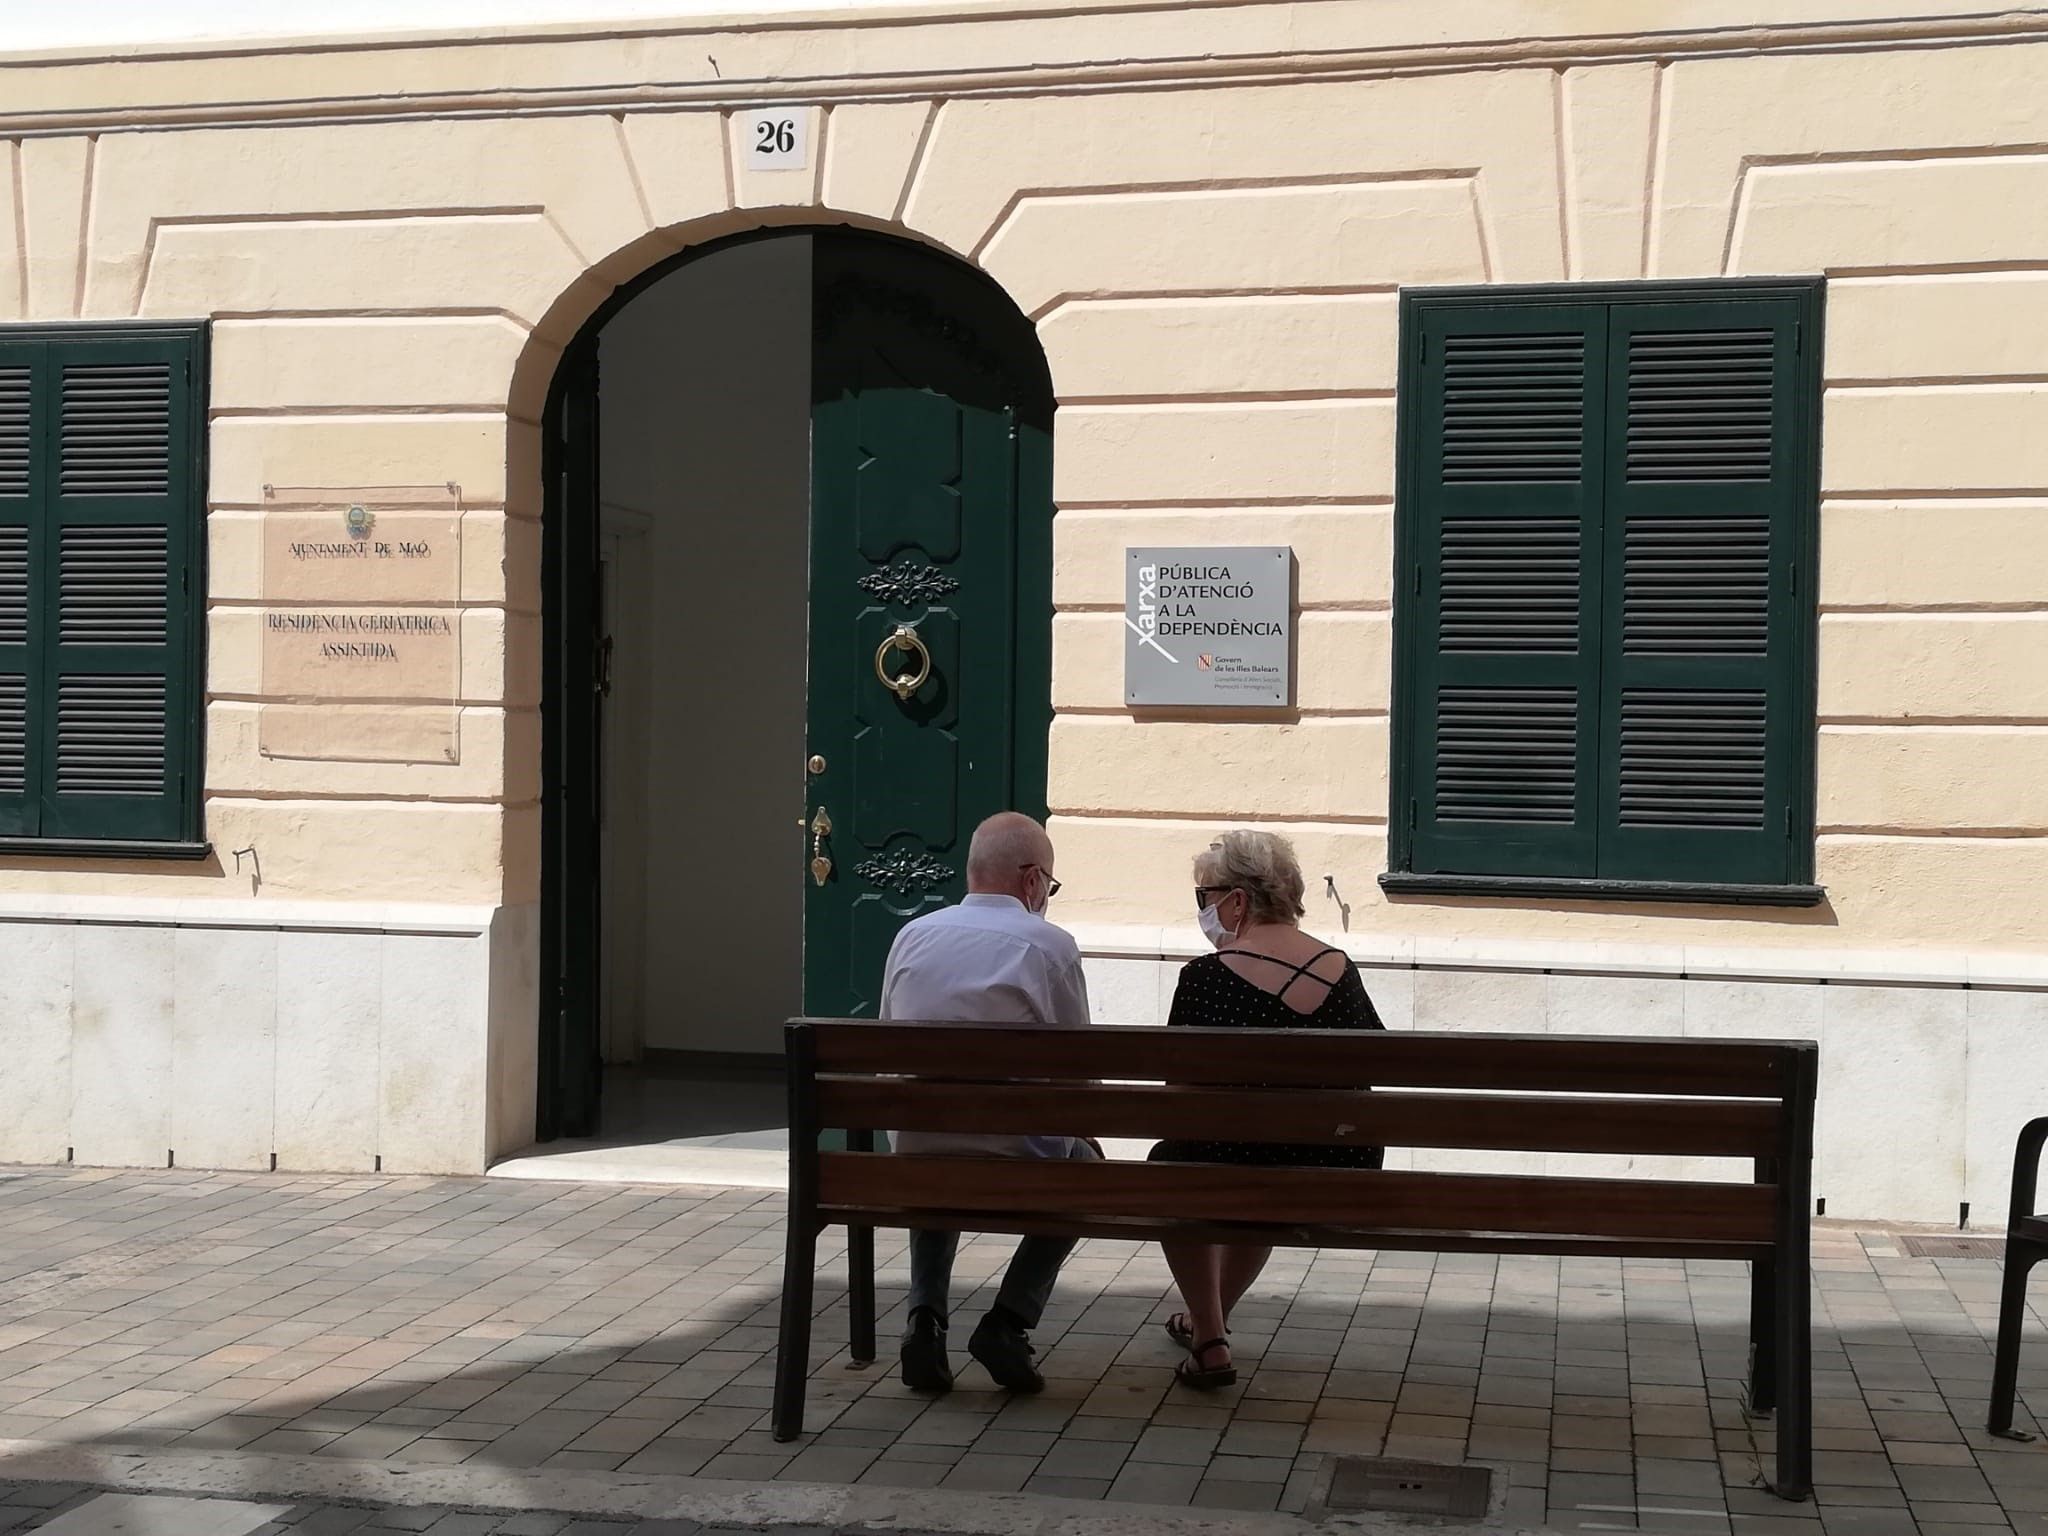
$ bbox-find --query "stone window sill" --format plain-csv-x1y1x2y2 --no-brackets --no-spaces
1379,873,1826,908
0,838,213,861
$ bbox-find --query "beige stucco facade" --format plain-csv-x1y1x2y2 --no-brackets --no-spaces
1,1,2044,1218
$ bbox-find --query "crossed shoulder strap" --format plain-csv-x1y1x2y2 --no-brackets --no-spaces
1215,945,1347,1007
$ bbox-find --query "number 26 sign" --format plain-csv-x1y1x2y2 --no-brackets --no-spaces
742,109,808,171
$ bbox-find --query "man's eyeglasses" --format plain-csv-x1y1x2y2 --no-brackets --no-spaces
1194,885,1233,913
1022,863,1062,899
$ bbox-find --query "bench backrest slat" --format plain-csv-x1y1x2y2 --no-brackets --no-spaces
817,1152,1781,1246
803,1019,1807,1098
820,1079,1781,1158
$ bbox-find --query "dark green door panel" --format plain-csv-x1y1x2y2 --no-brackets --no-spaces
539,338,604,1140
802,232,1053,1019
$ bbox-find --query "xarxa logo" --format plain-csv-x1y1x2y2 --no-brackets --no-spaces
1126,562,1180,663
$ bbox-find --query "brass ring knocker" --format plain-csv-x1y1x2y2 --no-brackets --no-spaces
874,624,932,701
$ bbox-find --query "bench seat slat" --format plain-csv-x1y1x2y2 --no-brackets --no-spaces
804,1020,1807,1097
818,1152,1780,1245
810,1207,1770,1260
818,1078,1780,1157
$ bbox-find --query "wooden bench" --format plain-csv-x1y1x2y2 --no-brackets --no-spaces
774,1018,1818,1500
1988,1115,2046,1441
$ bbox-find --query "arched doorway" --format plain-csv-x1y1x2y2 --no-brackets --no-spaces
538,228,1055,1142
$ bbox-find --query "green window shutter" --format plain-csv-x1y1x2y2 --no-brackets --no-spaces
33,333,201,843
1593,299,1804,884
0,345,31,835
1406,302,1608,878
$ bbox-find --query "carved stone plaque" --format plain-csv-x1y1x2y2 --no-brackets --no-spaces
263,510,462,603
258,486,464,763
262,607,459,697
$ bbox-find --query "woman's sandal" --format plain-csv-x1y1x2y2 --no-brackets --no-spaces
1164,1314,1227,1351
1175,1338,1237,1391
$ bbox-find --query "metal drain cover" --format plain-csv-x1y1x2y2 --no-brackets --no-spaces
1900,1234,2006,1260
1323,1456,1494,1518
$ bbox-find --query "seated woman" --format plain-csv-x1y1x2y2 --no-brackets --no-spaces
1150,830,1385,1390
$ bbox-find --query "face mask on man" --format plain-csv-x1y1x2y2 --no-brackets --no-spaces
1198,897,1237,948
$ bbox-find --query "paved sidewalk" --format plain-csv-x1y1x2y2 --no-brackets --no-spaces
0,1168,2041,1535
0,1481,716,1534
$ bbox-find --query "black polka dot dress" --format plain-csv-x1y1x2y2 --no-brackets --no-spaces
1148,948,1386,1170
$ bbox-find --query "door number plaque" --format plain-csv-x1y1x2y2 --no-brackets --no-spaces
742,108,809,171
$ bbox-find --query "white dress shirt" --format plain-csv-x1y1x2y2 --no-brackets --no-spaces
881,892,1093,1159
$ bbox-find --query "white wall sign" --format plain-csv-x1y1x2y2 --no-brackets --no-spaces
742,108,808,171
1125,546,1293,708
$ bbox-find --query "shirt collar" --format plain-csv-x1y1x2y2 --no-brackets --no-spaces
961,893,1026,911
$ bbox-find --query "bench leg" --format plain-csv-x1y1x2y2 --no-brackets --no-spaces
845,1129,876,1366
773,1215,817,1443
1747,1255,1777,1416
848,1224,876,1365
1770,1239,1812,1501
1988,1239,2040,1441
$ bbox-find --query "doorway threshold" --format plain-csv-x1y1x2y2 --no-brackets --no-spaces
488,1141,788,1189
487,1136,1161,1189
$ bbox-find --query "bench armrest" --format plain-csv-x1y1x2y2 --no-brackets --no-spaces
2010,1116,2048,1233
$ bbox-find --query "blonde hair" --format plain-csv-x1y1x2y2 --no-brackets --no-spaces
1194,830,1306,926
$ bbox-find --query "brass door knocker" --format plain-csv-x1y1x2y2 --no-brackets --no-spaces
874,623,932,701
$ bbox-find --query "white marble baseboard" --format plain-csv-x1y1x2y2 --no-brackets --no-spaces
3,897,2034,1224
0,903,537,1176
1081,948,2047,1226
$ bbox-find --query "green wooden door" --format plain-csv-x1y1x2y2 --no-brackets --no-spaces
801,233,1053,1018
539,337,605,1140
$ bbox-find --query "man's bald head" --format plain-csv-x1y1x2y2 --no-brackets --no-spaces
966,812,1055,899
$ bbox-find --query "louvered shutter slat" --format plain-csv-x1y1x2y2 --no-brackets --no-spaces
60,365,173,496
0,515,24,805
1409,305,1605,878
0,367,28,500
0,672,23,797
1617,689,1768,828
1435,686,1579,822
0,526,24,647
55,675,169,795
59,527,171,644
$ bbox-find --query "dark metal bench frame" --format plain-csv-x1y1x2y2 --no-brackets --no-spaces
1989,1115,2047,1440
773,1018,1818,1500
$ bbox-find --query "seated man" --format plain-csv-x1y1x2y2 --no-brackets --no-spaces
884,811,1099,1394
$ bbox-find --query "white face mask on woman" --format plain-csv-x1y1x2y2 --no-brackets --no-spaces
1198,897,1238,949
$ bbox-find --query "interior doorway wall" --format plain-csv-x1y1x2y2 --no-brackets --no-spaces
594,235,812,1061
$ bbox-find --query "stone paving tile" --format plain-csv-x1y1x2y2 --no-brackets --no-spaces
0,1170,2044,1531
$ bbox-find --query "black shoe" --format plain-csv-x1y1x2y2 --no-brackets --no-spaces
968,1311,1044,1394
900,1307,953,1392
